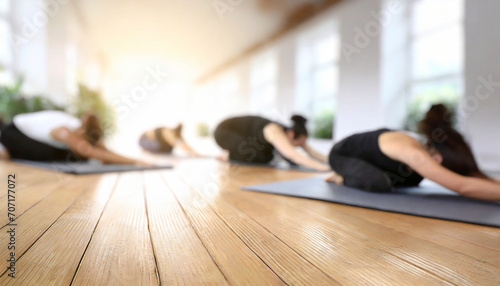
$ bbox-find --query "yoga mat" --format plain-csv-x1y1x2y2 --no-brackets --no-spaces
242,177,500,227
12,159,172,174
230,160,323,173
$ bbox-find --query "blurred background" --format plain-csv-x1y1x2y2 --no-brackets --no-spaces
1,0,499,171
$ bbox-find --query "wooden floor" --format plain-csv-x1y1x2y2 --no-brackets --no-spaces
1,158,499,285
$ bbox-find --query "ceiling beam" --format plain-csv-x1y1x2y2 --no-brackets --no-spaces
196,0,344,84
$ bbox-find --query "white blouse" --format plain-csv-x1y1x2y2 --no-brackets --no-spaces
13,110,81,149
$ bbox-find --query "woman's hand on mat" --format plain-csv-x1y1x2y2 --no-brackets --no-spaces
325,172,344,185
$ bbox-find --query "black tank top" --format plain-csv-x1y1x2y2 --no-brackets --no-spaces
336,128,424,187
220,116,280,152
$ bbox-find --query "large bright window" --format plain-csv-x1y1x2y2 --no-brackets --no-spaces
405,0,464,130
295,21,339,138
250,49,278,116
0,0,13,84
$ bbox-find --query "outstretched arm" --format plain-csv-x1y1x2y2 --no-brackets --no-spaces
160,128,202,156
177,139,203,157
263,123,330,171
51,128,148,165
302,143,328,164
382,133,500,201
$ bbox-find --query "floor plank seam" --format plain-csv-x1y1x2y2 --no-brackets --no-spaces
142,171,162,286
432,231,500,252
303,203,500,268
383,252,459,286
387,226,500,265
68,175,120,286
160,172,232,286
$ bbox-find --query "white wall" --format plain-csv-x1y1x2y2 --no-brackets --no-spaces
463,0,500,172
192,0,390,140
335,0,385,140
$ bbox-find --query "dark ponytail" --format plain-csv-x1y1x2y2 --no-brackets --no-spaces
289,115,308,139
418,104,489,179
83,114,104,146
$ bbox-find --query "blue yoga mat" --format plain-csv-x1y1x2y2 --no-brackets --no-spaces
242,177,500,227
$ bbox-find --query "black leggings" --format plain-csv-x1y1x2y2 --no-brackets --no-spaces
0,123,84,162
214,121,274,164
328,139,394,193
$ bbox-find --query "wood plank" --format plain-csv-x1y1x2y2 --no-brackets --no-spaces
0,175,118,285
176,165,473,285
171,172,341,285
72,172,159,285
214,162,500,240
0,175,100,275
228,167,500,251
226,171,500,285
0,162,59,199
0,178,67,228
308,202,500,266
1,158,497,284
162,172,285,285
143,171,229,285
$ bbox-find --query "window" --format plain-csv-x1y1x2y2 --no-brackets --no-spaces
249,49,278,116
295,21,339,138
188,71,240,135
405,0,464,130
0,0,13,84
212,72,240,122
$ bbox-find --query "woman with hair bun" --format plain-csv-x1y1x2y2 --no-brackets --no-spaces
326,104,500,201
214,115,330,171
139,124,201,156
0,110,150,165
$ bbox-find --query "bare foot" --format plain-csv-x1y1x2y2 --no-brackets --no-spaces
324,172,344,185
216,151,229,162
0,146,10,160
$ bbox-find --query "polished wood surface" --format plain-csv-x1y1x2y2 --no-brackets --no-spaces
1,159,499,285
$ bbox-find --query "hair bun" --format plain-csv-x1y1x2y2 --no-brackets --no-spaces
418,104,454,135
291,115,307,126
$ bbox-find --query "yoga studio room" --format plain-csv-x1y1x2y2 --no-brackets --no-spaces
1,0,500,284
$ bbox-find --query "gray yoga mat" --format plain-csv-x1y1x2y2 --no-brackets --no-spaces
13,159,172,174
242,177,500,227
230,160,322,173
